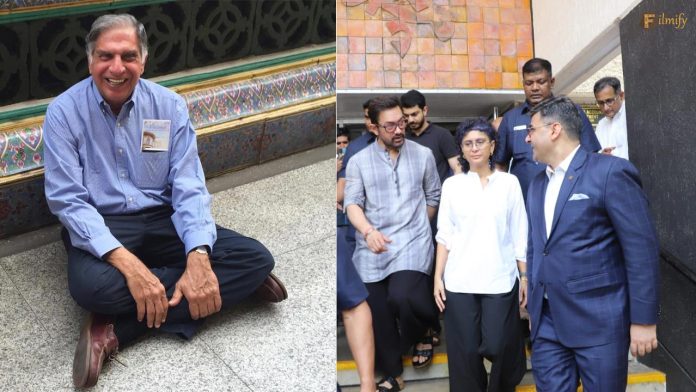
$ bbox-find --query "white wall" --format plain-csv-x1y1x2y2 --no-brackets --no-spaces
532,0,641,93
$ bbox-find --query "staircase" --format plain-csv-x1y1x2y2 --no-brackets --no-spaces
337,323,666,391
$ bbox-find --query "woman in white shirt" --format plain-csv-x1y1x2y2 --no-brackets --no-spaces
434,119,527,392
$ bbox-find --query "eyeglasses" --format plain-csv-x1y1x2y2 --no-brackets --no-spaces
462,139,490,150
526,122,556,135
596,97,618,107
377,117,407,133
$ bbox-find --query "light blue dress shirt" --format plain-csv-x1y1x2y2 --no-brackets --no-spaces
44,77,216,258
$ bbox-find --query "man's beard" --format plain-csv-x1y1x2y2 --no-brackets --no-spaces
383,134,404,149
408,119,424,131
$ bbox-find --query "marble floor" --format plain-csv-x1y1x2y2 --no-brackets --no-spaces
0,146,336,391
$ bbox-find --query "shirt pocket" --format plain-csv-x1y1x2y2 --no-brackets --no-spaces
562,197,594,221
132,152,170,189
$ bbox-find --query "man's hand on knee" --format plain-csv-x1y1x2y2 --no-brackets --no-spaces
168,252,222,320
105,247,168,328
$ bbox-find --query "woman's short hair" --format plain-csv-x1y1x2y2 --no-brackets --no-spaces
454,118,496,173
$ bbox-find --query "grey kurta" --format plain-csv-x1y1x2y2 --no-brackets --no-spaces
344,139,441,283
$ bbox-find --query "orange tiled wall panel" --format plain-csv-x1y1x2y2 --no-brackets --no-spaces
337,0,533,89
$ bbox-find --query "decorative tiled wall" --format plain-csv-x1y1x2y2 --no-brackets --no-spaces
336,0,533,89
0,175,54,239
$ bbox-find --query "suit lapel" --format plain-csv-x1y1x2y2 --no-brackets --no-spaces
547,148,588,243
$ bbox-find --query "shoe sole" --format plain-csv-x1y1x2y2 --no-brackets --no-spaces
270,273,288,300
73,314,103,388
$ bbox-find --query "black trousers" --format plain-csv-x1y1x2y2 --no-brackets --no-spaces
444,281,526,392
62,206,274,344
365,270,440,377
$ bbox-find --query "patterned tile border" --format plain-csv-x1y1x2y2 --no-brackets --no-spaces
184,61,336,130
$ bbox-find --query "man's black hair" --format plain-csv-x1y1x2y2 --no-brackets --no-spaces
522,58,552,76
400,89,426,109
593,76,622,95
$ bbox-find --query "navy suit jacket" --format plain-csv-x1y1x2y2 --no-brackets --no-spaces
526,148,659,348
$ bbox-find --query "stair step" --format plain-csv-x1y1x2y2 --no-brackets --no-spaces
339,357,665,391
337,325,665,391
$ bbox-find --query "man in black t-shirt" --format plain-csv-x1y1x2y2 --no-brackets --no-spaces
401,90,461,184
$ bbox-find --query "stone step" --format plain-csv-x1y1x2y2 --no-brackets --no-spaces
337,325,666,391
338,358,665,391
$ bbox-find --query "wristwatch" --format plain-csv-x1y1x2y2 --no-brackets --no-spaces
193,245,208,255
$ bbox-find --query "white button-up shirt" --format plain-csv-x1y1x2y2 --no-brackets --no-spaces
596,101,629,160
544,145,580,238
436,170,527,294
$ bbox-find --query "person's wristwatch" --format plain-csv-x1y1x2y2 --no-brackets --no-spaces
193,245,208,255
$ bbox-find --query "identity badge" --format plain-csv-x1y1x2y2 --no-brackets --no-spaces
513,125,527,131
141,119,171,152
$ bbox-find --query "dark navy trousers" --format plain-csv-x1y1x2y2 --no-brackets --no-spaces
62,206,274,344
531,300,629,392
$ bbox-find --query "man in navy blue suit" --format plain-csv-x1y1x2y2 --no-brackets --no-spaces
524,96,659,391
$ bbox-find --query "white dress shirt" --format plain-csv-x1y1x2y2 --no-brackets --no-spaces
596,101,629,160
544,145,581,238
436,170,527,294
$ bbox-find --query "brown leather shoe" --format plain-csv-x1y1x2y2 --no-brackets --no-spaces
73,313,119,388
254,273,288,303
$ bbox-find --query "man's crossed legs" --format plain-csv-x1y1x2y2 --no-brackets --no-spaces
63,207,287,387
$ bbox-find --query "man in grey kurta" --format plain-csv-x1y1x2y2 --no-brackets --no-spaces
344,96,441,390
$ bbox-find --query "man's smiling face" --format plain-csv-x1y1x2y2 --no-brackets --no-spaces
88,26,145,114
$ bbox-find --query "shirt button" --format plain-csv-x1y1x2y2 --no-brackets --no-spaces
117,122,121,127
118,148,123,155
120,173,126,178
128,197,133,203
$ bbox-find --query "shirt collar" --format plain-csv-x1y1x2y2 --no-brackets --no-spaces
520,101,532,114
546,145,580,179
615,100,626,120
465,169,501,182
521,95,554,114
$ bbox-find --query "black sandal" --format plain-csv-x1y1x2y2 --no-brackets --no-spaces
411,335,433,369
376,376,403,391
